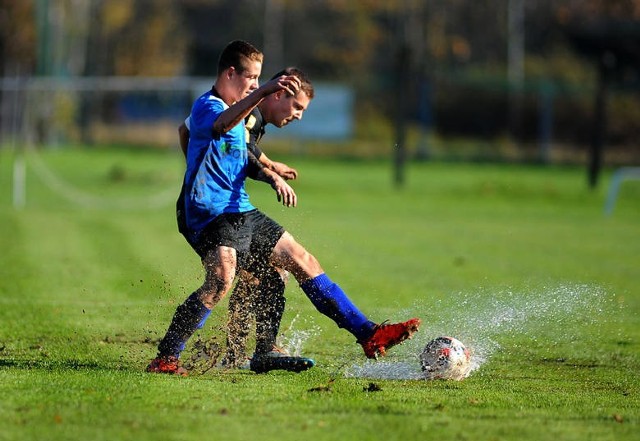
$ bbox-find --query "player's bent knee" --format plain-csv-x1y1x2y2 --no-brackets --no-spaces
272,234,323,280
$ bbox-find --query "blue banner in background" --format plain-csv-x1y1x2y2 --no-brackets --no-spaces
270,83,354,141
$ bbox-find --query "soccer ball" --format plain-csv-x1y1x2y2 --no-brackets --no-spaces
420,336,471,381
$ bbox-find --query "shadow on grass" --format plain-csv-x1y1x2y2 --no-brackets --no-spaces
0,357,141,373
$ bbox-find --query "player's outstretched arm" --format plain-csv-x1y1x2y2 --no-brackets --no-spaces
214,75,301,134
259,152,298,180
247,151,297,207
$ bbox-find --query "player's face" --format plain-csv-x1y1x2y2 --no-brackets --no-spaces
271,91,311,128
230,60,261,102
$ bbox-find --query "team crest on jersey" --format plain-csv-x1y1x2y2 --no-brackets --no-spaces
219,141,247,159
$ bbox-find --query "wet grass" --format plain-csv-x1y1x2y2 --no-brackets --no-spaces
0,146,638,440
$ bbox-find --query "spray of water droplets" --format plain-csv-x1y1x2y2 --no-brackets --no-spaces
277,313,322,357
344,283,614,381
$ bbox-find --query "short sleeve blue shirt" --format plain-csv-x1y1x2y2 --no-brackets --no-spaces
183,89,255,241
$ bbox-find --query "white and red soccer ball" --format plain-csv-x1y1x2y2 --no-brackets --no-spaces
420,336,471,381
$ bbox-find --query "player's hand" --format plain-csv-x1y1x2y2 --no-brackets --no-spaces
261,75,301,97
271,161,298,180
267,171,297,207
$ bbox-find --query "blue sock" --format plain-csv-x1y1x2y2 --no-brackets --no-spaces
158,292,211,358
300,274,375,341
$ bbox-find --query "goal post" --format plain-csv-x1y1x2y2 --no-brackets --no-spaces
1,76,213,209
604,167,640,216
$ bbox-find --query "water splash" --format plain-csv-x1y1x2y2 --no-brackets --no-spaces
277,314,321,357
345,360,425,380
344,283,613,380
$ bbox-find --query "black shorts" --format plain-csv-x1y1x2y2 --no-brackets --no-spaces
190,209,284,269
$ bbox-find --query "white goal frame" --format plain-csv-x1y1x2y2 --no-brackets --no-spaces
604,167,640,216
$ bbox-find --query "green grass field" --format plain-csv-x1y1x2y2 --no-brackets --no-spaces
0,146,638,441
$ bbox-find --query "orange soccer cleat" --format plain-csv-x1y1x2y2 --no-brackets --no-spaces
146,355,188,376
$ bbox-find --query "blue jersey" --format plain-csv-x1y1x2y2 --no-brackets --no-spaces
183,89,255,242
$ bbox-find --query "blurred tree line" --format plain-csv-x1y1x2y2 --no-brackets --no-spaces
1,0,639,163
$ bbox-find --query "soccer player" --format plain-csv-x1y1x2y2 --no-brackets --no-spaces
147,40,421,376
224,69,307,373
177,67,311,373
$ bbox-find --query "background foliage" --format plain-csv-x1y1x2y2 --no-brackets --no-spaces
1,0,640,163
